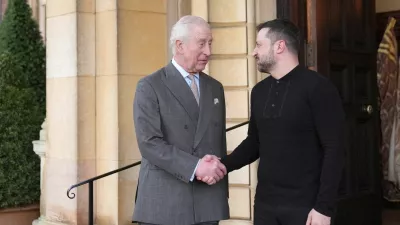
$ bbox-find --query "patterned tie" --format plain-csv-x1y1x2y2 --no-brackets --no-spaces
188,74,199,105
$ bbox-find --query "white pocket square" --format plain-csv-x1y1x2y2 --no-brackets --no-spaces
214,98,219,105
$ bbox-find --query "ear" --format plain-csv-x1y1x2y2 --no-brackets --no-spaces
275,40,286,54
176,40,185,54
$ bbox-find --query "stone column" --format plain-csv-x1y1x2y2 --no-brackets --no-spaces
190,0,276,224
255,0,277,81
35,0,96,224
27,0,38,19
167,0,191,60
207,0,253,222
1,0,8,18
95,1,168,224
32,119,47,225
38,0,46,42
191,0,209,74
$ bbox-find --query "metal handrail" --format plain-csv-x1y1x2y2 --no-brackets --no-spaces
67,120,249,225
226,121,249,132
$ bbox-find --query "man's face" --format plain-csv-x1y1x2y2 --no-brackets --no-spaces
181,25,212,73
252,28,276,73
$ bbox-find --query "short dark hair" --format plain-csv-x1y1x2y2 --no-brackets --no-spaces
256,19,301,54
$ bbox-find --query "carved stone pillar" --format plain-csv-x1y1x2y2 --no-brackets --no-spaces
32,119,47,213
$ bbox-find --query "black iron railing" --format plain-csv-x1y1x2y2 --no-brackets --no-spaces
67,120,249,225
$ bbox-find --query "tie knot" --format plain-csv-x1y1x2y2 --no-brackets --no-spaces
188,74,195,81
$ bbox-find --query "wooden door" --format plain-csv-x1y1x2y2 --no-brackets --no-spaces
315,0,382,224
278,0,382,224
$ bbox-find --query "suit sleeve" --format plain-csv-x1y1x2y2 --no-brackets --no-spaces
310,79,346,217
133,78,199,183
221,88,260,172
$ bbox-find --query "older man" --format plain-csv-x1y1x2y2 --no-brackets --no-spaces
132,16,229,225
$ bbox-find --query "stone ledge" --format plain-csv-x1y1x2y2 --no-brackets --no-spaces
220,219,253,225
0,203,39,213
0,204,40,225
33,216,70,225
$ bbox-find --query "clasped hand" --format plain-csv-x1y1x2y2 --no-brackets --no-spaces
195,155,226,185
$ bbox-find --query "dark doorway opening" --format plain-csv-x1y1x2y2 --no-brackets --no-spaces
275,0,392,224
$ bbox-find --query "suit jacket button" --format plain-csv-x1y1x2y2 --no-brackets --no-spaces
184,125,188,129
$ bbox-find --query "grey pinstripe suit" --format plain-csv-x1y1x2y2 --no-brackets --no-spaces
132,62,229,225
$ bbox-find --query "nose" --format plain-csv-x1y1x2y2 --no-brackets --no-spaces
204,44,211,56
252,49,257,58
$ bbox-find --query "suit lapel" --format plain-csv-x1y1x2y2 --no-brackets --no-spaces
162,63,199,123
194,74,213,148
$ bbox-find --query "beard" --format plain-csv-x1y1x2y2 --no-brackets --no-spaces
256,49,276,73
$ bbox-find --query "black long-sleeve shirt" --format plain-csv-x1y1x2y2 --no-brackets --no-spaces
222,65,345,217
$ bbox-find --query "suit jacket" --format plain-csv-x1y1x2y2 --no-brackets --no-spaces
132,62,229,225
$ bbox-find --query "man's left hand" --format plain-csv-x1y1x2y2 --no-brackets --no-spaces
306,209,330,225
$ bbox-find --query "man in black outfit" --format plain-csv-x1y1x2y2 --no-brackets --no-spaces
198,19,346,225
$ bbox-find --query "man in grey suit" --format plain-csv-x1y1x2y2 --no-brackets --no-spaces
132,15,229,225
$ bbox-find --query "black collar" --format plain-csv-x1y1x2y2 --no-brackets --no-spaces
271,65,301,83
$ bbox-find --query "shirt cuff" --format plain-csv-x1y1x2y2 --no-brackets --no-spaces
190,159,201,182
314,202,334,217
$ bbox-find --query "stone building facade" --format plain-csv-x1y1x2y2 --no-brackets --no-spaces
0,0,398,224
27,0,276,224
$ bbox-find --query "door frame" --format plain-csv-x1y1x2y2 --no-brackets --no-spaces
276,0,309,67
277,0,384,224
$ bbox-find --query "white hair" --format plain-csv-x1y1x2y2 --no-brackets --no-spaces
170,15,209,55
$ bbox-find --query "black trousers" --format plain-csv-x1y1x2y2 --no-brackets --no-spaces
254,204,310,225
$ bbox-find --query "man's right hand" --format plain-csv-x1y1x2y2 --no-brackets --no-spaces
195,155,227,185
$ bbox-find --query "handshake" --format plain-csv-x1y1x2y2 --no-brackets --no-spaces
195,155,227,185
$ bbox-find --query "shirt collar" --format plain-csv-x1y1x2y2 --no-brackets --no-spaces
271,64,301,83
171,58,199,80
